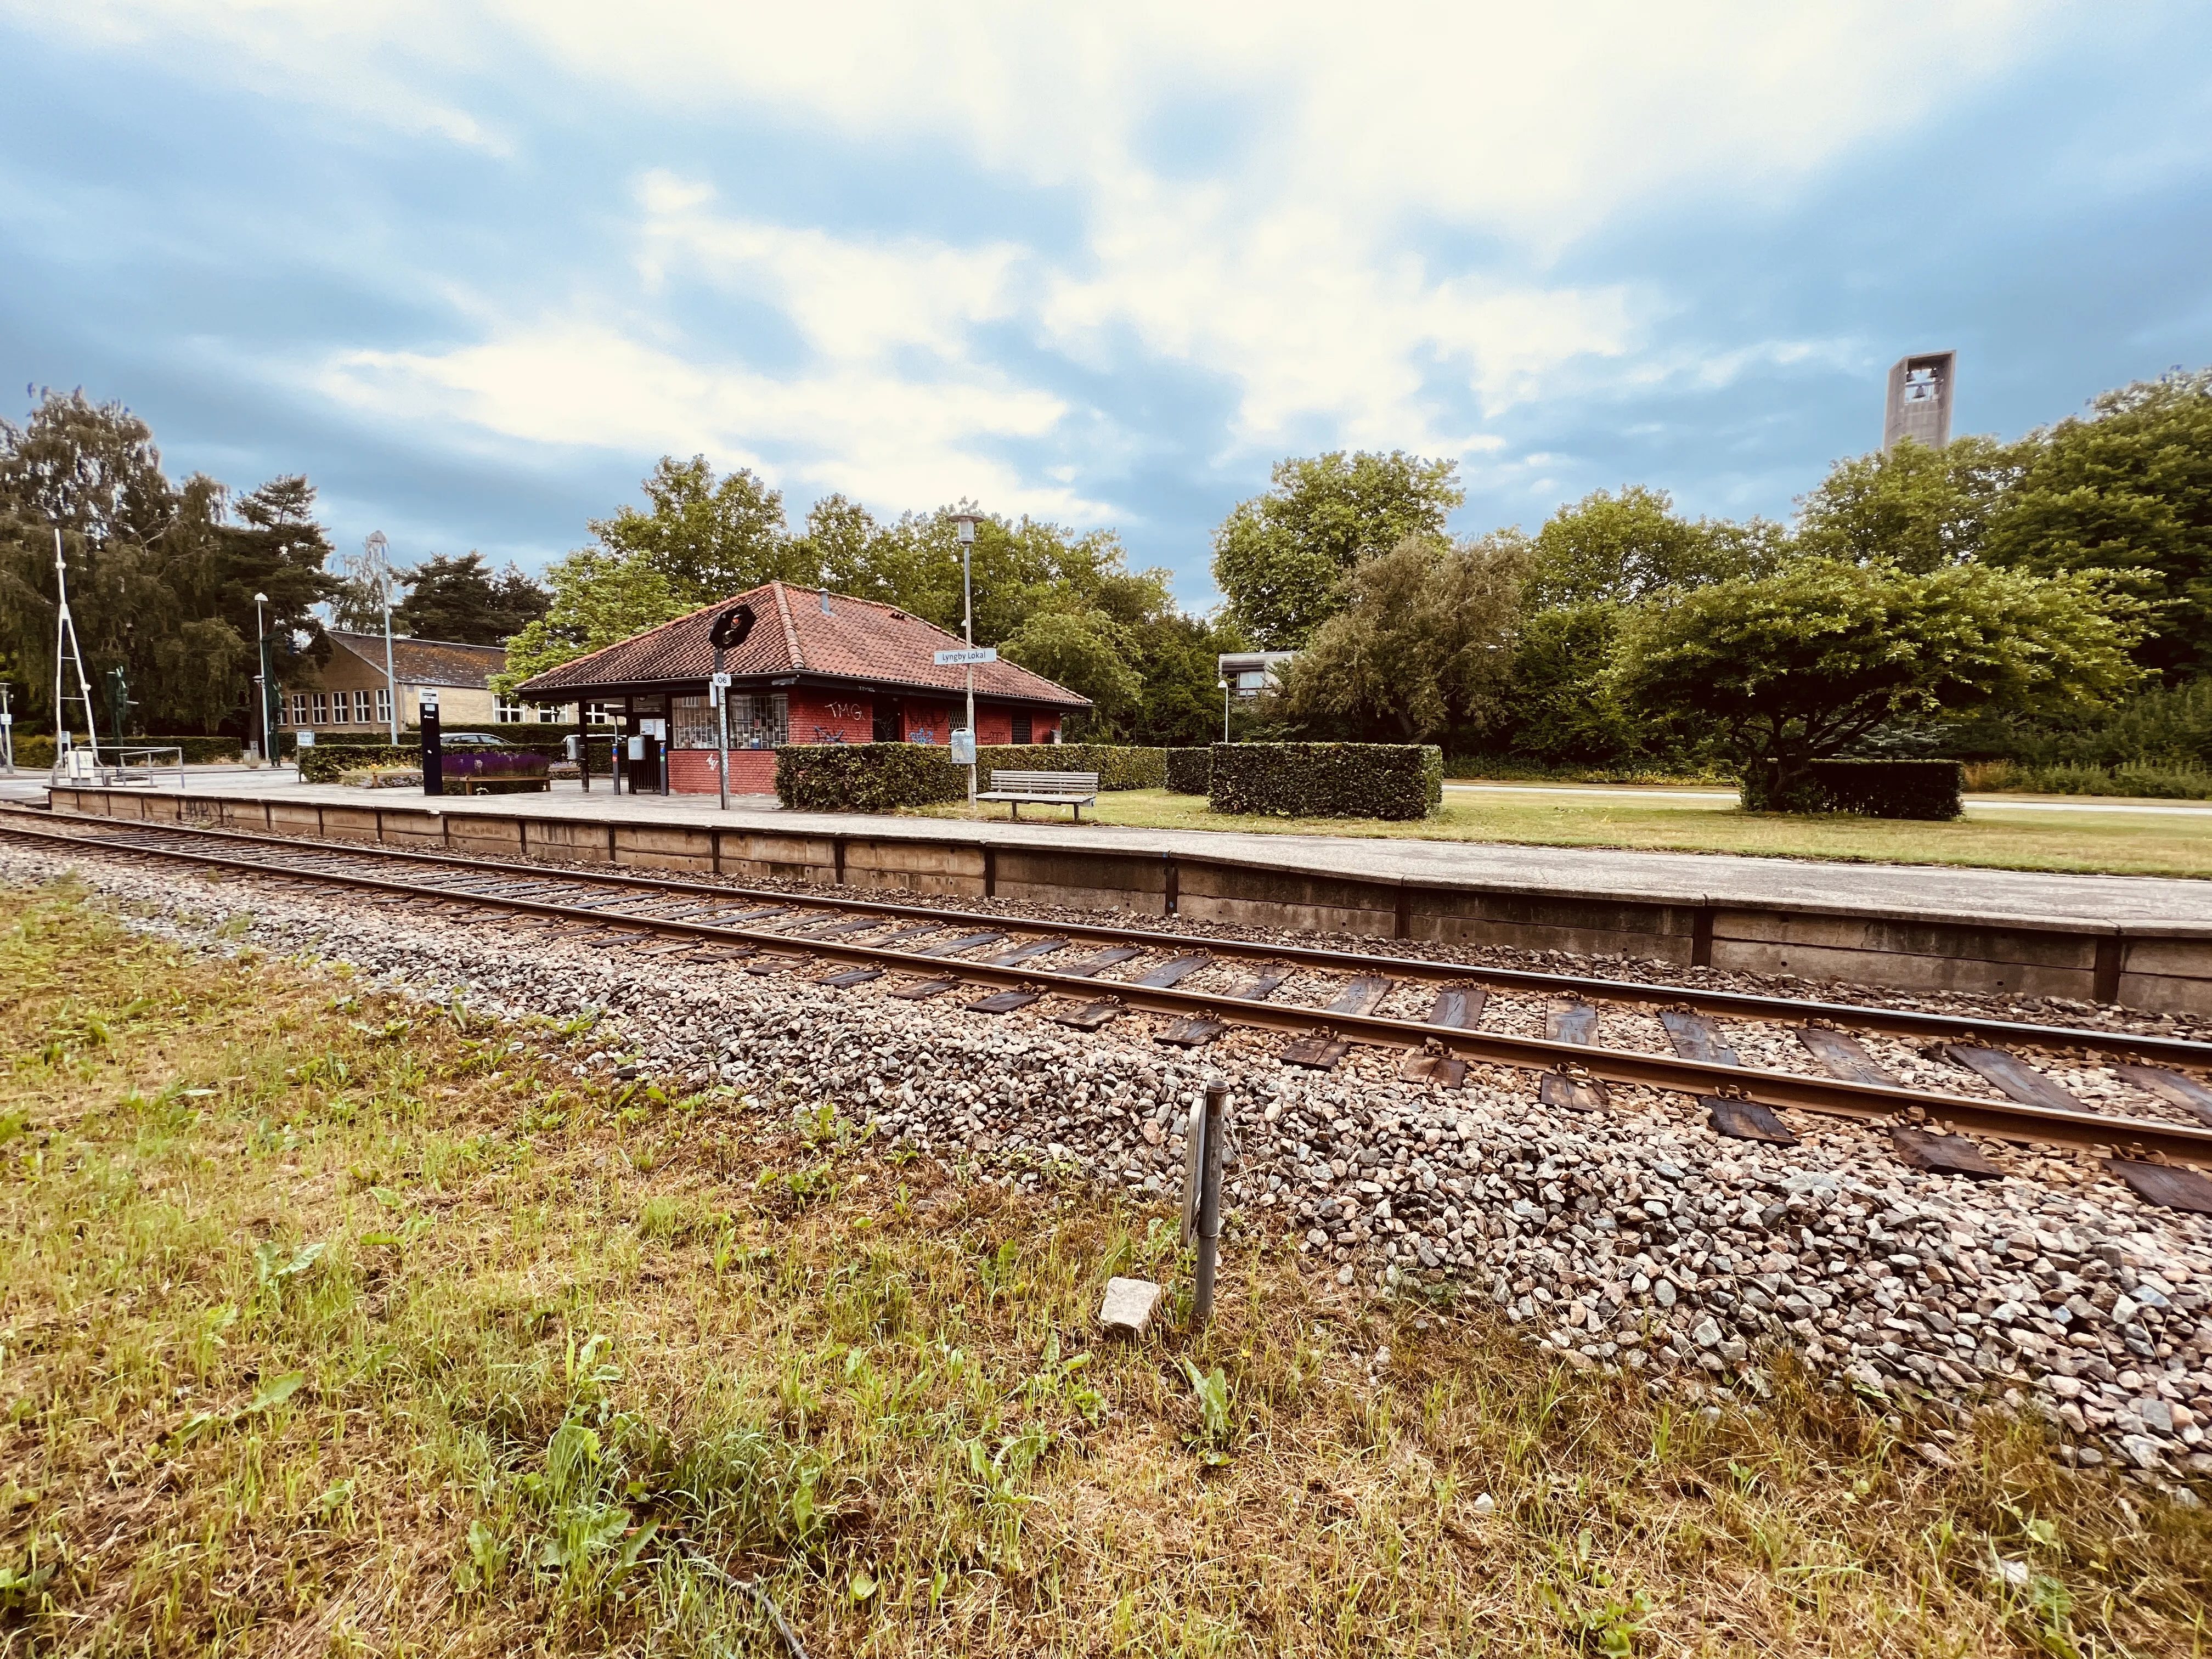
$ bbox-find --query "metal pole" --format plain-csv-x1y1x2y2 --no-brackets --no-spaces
1192,1083,1228,1325
1,684,14,773
963,535,977,811
1222,679,1231,743
577,702,590,792
713,646,730,812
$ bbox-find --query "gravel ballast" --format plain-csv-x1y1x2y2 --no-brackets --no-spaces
8,839,2209,1502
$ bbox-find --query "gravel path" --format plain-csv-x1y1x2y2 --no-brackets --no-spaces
9,840,2209,1502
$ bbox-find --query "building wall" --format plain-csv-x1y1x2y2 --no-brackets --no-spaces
656,685,1063,793
280,645,500,732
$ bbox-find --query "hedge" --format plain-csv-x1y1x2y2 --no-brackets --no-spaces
975,743,1165,790
1802,759,1963,820
1208,743,1443,820
1164,747,1212,794
775,743,966,812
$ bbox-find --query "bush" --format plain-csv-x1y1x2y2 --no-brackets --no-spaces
1164,747,1212,794
300,743,411,782
977,743,1165,790
1746,759,1962,819
775,743,965,812
1207,743,1442,820
1966,759,2212,799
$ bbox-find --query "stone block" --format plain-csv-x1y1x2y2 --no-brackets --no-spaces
1098,1277,1163,1337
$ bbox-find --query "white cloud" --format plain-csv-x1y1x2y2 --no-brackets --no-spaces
5,0,2092,525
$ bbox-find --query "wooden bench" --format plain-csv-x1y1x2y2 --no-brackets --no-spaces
975,769,1100,821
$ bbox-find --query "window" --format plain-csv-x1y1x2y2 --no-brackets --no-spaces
353,689,372,723
584,702,618,727
671,695,716,749
289,693,309,727
1011,711,1032,744
312,692,329,725
375,687,392,726
727,692,789,749
495,698,523,723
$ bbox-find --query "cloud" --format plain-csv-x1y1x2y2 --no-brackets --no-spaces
1,0,2100,554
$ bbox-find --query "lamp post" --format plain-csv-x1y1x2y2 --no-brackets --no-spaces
252,591,270,765
365,531,399,743
950,510,981,811
1219,677,1231,743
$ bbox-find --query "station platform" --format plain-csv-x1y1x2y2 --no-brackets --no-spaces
22,772,2212,1014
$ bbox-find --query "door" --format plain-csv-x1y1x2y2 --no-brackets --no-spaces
872,696,902,743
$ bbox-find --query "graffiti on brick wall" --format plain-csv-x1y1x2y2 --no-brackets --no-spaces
823,701,868,724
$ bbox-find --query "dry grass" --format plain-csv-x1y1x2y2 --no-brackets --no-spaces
2,878,2208,1655
915,789,2212,880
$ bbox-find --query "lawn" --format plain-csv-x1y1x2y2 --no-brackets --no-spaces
920,788,2212,879
4,879,2209,1655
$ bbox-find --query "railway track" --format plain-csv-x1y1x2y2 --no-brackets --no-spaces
9,806,2212,1203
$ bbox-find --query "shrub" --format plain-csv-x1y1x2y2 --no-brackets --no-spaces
1207,743,1442,820
1965,759,2212,800
300,743,411,783
977,743,1165,790
1164,747,1212,794
1752,759,1963,820
775,743,964,812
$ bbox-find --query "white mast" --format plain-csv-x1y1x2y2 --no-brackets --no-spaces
51,529,101,774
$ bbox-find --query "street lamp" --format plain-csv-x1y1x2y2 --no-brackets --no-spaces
950,509,981,810
252,591,271,766
365,531,399,742
1219,677,1231,743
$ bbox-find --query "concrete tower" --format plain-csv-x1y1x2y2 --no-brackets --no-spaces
1884,351,1956,451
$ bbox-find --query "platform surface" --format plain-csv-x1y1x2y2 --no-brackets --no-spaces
24,770,2212,932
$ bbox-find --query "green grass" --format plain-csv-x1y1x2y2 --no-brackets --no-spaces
919,788,2212,878
3,879,2208,1654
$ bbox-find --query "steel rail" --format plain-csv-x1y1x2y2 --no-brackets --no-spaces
24,806,2212,1067
9,812,2212,1166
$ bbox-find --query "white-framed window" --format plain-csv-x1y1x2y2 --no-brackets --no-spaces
289,693,309,727
312,692,329,725
584,702,618,727
352,689,372,723
375,687,392,725
495,698,523,723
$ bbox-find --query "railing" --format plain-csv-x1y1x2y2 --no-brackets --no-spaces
52,746,189,788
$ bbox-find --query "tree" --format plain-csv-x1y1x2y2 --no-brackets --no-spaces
998,610,1144,735
0,391,332,733
593,455,809,603
1793,435,2021,572
391,552,549,643
1982,368,2212,679
1610,560,2142,810
493,550,691,698
1495,603,1649,768
1526,486,1782,608
1211,450,1464,647
1272,533,1527,743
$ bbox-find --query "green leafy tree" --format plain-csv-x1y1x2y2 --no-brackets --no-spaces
998,609,1144,736
1792,435,2022,572
1211,450,1464,647
1611,560,2142,810
493,551,690,698
593,455,806,603
1496,604,1649,767
0,391,332,733
1273,533,1527,743
1983,368,2212,679
391,552,549,644
1527,486,1782,608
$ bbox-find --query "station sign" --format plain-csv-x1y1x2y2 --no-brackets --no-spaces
933,647,998,666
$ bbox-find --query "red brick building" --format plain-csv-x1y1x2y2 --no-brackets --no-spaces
513,582,1091,794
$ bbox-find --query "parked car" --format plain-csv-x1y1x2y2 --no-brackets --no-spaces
438,731,509,746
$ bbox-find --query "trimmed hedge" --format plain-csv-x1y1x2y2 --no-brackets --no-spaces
1164,747,1212,794
775,743,966,812
1807,759,1963,820
976,743,1165,790
1208,743,1443,820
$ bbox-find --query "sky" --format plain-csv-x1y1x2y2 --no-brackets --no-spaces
2,2,2209,608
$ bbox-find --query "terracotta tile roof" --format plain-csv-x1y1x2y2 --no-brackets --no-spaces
513,583,1091,707
326,630,507,689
